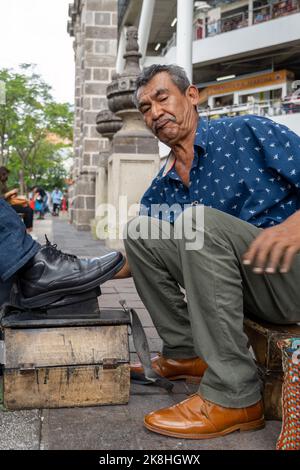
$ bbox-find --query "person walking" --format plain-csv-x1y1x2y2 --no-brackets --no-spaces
51,187,63,216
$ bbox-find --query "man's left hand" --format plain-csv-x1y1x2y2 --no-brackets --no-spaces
243,211,300,274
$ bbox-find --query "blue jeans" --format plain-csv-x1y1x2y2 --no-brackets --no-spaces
0,199,40,282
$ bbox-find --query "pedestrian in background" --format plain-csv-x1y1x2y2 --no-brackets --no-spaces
51,187,63,216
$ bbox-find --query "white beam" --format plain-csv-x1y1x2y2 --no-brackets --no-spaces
176,0,193,81
248,0,254,26
138,0,156,62
116,26,127,74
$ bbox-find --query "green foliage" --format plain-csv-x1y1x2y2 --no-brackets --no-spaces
0,64,74,193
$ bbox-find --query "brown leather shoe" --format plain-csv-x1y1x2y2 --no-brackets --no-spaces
130,354,207,383
144,394,265,439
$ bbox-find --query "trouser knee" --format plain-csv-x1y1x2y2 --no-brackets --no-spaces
124,215,173,250
175,205,245,241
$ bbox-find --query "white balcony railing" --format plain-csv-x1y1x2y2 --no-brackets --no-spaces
198,97,300,120
162,0,300,56
195,0,300,40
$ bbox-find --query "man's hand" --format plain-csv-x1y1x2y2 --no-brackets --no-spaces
243,211,300,274
5,188,18,199
113,257,132,279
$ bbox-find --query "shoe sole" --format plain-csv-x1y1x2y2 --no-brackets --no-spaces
130,371,202,385
144,417,265,439
131,371,201,384
20,257,125,309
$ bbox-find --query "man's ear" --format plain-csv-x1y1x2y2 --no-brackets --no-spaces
186,85,199,106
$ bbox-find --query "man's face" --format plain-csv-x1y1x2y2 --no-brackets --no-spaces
0,170,8,182
136,72,199,146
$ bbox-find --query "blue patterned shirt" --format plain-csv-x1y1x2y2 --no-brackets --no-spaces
140,115,300,227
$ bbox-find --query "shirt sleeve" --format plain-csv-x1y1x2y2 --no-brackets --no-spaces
248,116,300,190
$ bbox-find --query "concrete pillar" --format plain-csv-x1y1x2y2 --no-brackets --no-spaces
138,0,156,61
248,0,254,26
176,0,194,82
92,109,122,240
106,27,160,250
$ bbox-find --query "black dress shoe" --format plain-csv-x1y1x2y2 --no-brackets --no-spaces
18,236,124,308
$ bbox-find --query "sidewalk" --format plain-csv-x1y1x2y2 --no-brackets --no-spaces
0,215,281,450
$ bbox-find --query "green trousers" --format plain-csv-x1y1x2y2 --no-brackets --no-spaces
124,206,300,408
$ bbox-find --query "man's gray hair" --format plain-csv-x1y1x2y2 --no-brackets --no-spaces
133,64,191,106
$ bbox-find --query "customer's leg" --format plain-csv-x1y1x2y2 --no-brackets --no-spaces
0,199,40,282
12,205,34,230
124,216,196,359
175,206,300,407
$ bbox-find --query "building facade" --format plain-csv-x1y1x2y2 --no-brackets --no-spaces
119,0,300,148
68,0,118,230
67,0,300,232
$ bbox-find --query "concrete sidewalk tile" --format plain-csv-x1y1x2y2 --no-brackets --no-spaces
40,395,280,450
101,287,118,294
0,410,41,450
130,383,169,396
115,292,141,301
113,280,135,287
130,381,198,396
115,283,137,294
40,405,138,450
122,300,145,308
98,297,124,309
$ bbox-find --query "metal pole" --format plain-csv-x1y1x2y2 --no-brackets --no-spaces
176,0,194,81
248,0,254,26
116,26,127,74
138,0,156,62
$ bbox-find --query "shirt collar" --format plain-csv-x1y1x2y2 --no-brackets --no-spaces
162,118,208,178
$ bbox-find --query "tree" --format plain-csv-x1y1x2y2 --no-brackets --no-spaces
0,64,73,193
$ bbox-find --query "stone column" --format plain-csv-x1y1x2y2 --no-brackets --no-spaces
68,0,118,231
105,27,160,250
91,109,122,240
176,0,194,81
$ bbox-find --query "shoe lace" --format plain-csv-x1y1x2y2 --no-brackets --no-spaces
45,235,78,261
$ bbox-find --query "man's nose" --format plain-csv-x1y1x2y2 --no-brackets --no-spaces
151,102,164,120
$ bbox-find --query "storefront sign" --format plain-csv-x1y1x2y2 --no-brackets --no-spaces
198,70,294,104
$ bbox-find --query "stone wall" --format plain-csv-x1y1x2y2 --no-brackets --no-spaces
68,0,118,230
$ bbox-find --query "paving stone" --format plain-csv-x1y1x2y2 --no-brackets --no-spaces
117,293,142,301
101,286,117,294
40,395,281,450
113,287,137,293
0,410,41,450
130,380,198,396
99,296,124,309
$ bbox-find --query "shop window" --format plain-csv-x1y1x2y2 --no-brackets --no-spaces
214,94,234,107
220,6,249,32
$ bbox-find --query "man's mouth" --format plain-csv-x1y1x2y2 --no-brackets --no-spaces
154,119,174,133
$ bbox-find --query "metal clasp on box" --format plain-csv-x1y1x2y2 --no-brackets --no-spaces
102,358,119,370
19,363,36,374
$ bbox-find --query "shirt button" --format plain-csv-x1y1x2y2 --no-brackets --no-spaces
191,201,199,206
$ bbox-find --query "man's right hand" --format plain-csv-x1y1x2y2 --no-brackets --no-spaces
113,257,132,279
5,188,18,199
